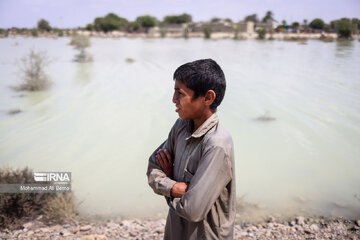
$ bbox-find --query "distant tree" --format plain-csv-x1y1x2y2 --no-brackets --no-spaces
203,25,212,39
211,17,221,23
244,14,259,23
303,19,308,26
282,20,287,26
351,18,360,32
336,18,355,39
224,18,233,23
129,21,141,32
86,24,95,31
94,13,128,32
136,15,158,30
309,18,325,30
163,13,192,24
292,22,300,29
37,19,51,32
262,11,273,23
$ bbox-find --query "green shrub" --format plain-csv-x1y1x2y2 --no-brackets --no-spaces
256,27,267,39
30,28,38,37
203,25,212,39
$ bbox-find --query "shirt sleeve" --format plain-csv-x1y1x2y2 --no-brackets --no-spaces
166,144,232,222
146,120,178,197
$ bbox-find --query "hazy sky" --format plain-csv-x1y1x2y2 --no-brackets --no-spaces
0,0,359,28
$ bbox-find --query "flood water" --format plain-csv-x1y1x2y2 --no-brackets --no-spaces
0,37,359,220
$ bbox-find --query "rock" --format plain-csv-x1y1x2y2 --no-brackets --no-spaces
267,216,275,223
40,227,51,233
60,230,72,237
80,225,92,231
63,224,71,228
296,216,305,226
356,219,360,227
23,228,28,233
310,224,319,231
23,222,33,229
289,221,296,226
72,227,80,234
80,235,107,240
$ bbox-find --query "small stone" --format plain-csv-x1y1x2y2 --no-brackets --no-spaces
63,224,71,228
289,221,296,226
310,224,319,231
80,235,107,240
267,216,275,223
72,227,80,234
23,228,28,233
356,220,360,227
80,225,92,231
40,227,51,233
155,227,164,234
23,222,33,229
296,216,305,226
60,230,72,237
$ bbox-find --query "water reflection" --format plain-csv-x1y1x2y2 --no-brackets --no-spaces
335,40,354,58
73,62,94,86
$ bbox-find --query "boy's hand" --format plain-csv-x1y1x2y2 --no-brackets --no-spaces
171,182,189,198
156,149,173,179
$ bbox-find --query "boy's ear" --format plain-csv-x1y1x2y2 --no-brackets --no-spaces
204,90,216,106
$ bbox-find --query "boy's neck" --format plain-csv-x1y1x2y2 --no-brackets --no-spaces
192,110,214,133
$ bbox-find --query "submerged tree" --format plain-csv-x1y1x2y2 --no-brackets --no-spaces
256,27,267,39
336,18,355,39
203,25,212,39
70,35,93,62
15,50,52,91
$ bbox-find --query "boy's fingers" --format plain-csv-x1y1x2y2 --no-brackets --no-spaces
164,150,172,164
158,151,168,164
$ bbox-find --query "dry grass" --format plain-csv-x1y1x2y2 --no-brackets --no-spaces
0,167,79,230
14,50,52,91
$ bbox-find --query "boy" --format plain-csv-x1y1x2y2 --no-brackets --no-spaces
146,59,236,240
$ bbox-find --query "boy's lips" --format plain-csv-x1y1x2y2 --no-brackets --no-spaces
175,105,180,112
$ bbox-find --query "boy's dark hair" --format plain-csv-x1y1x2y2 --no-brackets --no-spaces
173,59,226,111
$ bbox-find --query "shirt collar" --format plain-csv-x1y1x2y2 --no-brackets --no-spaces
186,113,219,140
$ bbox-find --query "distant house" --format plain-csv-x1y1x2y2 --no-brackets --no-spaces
161,24,184,34
238,21,255,34
189,20,234,33
255,18,279,30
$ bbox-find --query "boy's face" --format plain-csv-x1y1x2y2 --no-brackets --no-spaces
172,80,206,120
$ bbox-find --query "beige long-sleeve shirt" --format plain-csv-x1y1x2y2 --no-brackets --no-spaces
147,113,236,240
